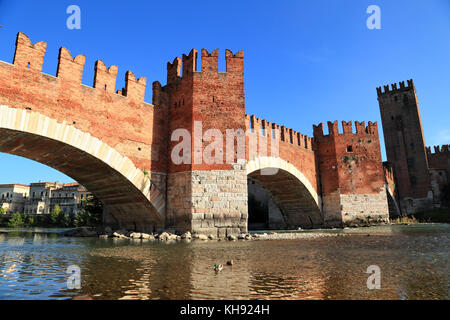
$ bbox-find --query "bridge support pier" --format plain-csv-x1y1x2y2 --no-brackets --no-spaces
167,162,248,237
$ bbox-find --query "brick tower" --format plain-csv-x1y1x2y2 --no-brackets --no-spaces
377,80,433,214
153,49,247,237
313,121,389,227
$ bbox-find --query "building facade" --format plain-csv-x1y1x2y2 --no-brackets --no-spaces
49,183,90,215
0,182,90,216
0,184,30,214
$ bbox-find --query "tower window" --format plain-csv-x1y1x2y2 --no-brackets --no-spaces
394,95,398,102
347,146,353,153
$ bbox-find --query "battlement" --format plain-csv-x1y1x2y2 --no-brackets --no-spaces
376,79,415,96
313,121,378,137
9,32,148,102
166,48,244,85
245,114,313,150
426,145,450,154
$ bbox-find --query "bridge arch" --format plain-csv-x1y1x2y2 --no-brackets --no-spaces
246,156,323,228
0,105,165,231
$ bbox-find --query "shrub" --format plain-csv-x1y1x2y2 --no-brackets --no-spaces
25,214,35,227
8,212,24,228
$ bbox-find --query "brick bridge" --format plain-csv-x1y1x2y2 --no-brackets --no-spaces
0,32,390,235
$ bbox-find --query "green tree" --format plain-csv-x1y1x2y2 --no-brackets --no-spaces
49,205,62,226
0,208,5,226
74,197,103,227
8,212,24,228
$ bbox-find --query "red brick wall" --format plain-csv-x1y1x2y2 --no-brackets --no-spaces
155,49,246,173
314,121,385,196
0,32,168,174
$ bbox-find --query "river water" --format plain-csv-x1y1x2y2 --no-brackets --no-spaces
0,224,448,300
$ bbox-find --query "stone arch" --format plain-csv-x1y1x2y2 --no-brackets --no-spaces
0,105,165,231
247,156,323,228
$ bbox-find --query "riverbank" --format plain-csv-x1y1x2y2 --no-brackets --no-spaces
60,227,348,241
1,219,448,241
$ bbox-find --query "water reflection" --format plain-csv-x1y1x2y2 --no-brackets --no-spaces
0,224,448,300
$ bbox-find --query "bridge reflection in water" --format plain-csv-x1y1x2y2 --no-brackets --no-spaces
0,224,448,300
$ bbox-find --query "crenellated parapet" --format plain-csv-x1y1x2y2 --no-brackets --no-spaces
57,47,85,83
426,145,450,154
201,48,219,72
93,60,118,93
245,114,314,150
13,32,47,71
11,32,149,103
165,48,244,86
123,71,147,102
376,79,415,97
426,144,450,171
313,120,379,138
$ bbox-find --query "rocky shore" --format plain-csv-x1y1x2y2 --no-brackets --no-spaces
61,227,345,241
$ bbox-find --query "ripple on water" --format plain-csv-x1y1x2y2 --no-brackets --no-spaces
0,225,448,300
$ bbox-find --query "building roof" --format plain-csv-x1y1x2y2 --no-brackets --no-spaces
0,183,30,188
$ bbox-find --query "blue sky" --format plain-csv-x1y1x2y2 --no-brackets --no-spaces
0,0,449,184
